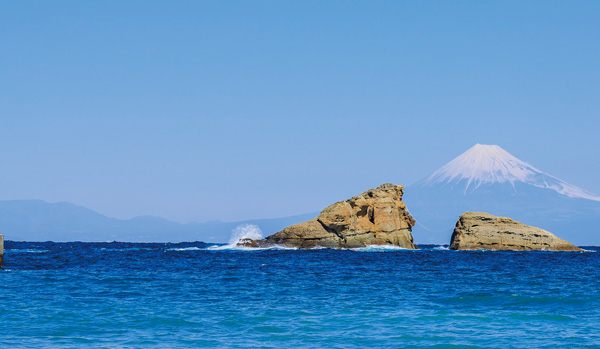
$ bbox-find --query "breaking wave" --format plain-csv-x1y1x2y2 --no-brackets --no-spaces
227,224,264,245
6,249,49,254
167,247,204,251
205,224,296,250
349,245,414,252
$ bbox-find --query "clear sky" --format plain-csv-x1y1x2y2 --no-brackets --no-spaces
1,1,599,223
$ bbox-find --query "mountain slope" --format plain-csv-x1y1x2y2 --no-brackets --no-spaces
423,144,600,201
405,144,600,245
0,200,316,242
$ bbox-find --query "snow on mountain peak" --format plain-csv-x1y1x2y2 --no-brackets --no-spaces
426,144,538,185
424,144,600,201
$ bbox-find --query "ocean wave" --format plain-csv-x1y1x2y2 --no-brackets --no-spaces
205,244,297,251
6,249,49,254
206,244,416,252
198,223,301,251
349,245,414,252
99,247,155,252
228,224,264,245
306,245,329,250
167,247,204,251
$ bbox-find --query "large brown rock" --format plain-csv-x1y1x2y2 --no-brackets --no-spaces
450,212,582,251
266,183,417,249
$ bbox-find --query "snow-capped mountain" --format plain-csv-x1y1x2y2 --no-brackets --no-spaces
422,144,600,201
405,144,600,245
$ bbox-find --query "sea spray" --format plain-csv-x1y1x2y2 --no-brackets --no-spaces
228,224,264,245
207,224,298,250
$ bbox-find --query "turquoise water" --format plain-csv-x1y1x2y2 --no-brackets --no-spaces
1,241,599,348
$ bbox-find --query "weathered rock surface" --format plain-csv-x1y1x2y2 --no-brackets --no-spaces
450,212,582,251
265,183,417,249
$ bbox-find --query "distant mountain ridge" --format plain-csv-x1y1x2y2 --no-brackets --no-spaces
405,144,600,245
0,199,317,242
3,144,599,245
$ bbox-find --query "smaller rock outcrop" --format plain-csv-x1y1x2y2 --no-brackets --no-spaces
235,238,273,248
236,238,259,248
450,212,582,251
265,183,417,249
0,234,4,269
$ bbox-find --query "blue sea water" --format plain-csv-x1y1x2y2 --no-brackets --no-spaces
1,241,599,348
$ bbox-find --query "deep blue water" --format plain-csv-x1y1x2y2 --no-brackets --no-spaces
1,241,599,348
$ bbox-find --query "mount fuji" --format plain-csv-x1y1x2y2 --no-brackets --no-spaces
404,144,600,245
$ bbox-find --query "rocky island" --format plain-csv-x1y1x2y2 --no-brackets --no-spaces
450,212,582,251
239,183,418,249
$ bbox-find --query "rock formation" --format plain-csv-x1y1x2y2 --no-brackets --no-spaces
236,238,259,248
0,234,4,269
265,183,417,249
450,212,582,251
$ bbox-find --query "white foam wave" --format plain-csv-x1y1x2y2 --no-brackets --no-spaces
306,245,329,250
167,247,203,251
205,244,297,251
99,247,154,252
7,249,49,253
350,245,413,252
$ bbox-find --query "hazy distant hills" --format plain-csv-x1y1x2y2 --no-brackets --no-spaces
3,144,599,245
0,200,316,243
404,144,600,245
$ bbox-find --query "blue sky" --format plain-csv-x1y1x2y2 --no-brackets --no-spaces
1,1,599,222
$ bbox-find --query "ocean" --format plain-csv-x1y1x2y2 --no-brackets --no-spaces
1,241,599,348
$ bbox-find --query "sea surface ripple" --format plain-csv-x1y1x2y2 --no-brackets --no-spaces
1,241,599,348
